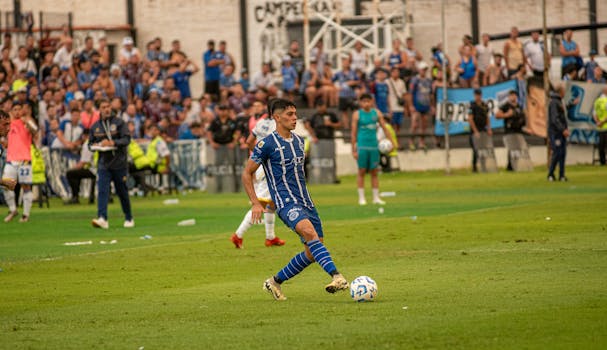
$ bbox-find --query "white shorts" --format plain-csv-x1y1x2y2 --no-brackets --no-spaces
254,167,271,202
2,161,33,184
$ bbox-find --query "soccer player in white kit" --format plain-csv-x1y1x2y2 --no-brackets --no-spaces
230,111,286,248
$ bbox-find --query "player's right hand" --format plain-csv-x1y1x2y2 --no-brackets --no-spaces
250,203,264,224
1,178,17,191
352,149,358,160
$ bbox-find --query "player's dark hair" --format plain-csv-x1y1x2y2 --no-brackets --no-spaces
0,109,8,120
360,93,373,101
269,98,296,117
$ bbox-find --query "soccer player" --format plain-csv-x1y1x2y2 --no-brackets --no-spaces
242,99,348,300
3,103,37,223
230,109,285,248
89,99,134,229
0,110,17,191
351,93,395,206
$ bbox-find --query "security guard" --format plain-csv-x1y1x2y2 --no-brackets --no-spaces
593,86,607,165
89,99,134,229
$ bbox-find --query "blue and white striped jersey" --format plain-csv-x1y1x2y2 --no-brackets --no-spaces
250,131,314,211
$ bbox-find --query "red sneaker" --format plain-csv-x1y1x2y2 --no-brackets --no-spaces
265,237,286,247
230,233,243,249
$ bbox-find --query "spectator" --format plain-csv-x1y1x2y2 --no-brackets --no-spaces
589,66,606,84
300,59,322,108
304,99,340,143
333,57,359,128
560,29,580,78
251,62,278,100
79,36,98,62
321,62,338,107
524,31,546,78
386,66,407,133
119,37,141,66
172,57,199,99
467,88,491,172
459,34,477,57
373,69,390,115
496,90,526,170
96,65,115,99
110,64,131,106
220,64,237,102
351,41,369,73
484,53,506,86
1,47,15,82
203,40,224,100
207,104,240,192
584,50,600,82
475,34,493,86
404,37,423,77
80,99,100,130
97,36,110,65
53,38,74,69
52,107,84,156
593,86,607,165
408,62,433,151
310,40,328,73
287,40,305,80
239,67,250,92
385,39,408,79
281,55,298,101
169,39,186,63
503,27,524,78
456,45,477,88
145,124,171,175
218,40,236,69
13,46,37,76
146,37,168,64
0,33,16,58
39,52,54,82
65,132,96,205
547,85,569,181
431,42,450,78
77,59,96,93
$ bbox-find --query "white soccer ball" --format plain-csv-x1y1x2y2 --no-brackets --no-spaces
378,139,393,155
350,276,378,302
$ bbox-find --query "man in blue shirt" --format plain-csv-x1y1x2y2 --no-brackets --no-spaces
242,99,348,301
172,57,199,99
203,40,225,100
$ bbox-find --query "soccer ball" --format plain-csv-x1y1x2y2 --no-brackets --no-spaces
378,139,393,155
350,276,378,302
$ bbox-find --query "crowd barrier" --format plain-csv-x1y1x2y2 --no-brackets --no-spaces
0,138,339,199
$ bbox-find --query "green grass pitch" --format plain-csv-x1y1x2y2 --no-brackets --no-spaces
1,166,606,349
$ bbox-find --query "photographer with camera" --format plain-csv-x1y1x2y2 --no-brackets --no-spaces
496,90,526,171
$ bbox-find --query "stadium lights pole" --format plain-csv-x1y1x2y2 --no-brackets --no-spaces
441,0,451,175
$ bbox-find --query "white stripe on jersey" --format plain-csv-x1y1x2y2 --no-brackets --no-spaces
288,135,308,208
270,133,298,205
263,158,283,208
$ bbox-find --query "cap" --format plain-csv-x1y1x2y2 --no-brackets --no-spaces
282,55,291,62
589,49,598,56
417,61,429,70
110,64,121,72
122,36,134,46
25,71,35,78
240,67,248,74
74,91,85,100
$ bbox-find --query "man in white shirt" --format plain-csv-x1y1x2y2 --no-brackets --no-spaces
119,37,141,65
53,38,74,69
475,33,494,86
251,62,277,100
12,46,37,75
524,31,546,78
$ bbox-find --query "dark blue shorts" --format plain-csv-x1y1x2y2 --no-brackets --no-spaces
391,111,404,126
278,204,324,243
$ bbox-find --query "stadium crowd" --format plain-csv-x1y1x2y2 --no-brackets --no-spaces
1,26,606,206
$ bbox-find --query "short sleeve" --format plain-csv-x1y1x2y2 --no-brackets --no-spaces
250,138,269,165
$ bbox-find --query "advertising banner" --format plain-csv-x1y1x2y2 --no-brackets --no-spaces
434,80,517,136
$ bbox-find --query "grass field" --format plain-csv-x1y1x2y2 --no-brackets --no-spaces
1,166,606,349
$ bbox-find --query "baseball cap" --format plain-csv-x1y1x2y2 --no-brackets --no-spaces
122,36,134,46
418,61,429,70
74,91,85,100
282,55,291,62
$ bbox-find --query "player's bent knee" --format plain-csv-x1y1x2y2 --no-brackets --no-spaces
295,219,319,242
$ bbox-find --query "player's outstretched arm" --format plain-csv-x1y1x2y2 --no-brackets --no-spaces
242,159,264,224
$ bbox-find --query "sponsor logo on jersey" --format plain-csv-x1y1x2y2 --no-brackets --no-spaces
257,140,265,148
287,207,301,222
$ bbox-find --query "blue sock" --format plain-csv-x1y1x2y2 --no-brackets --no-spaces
275,251,313,283
306,239,337,276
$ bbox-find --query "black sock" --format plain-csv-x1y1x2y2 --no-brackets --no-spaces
273,276,283,284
